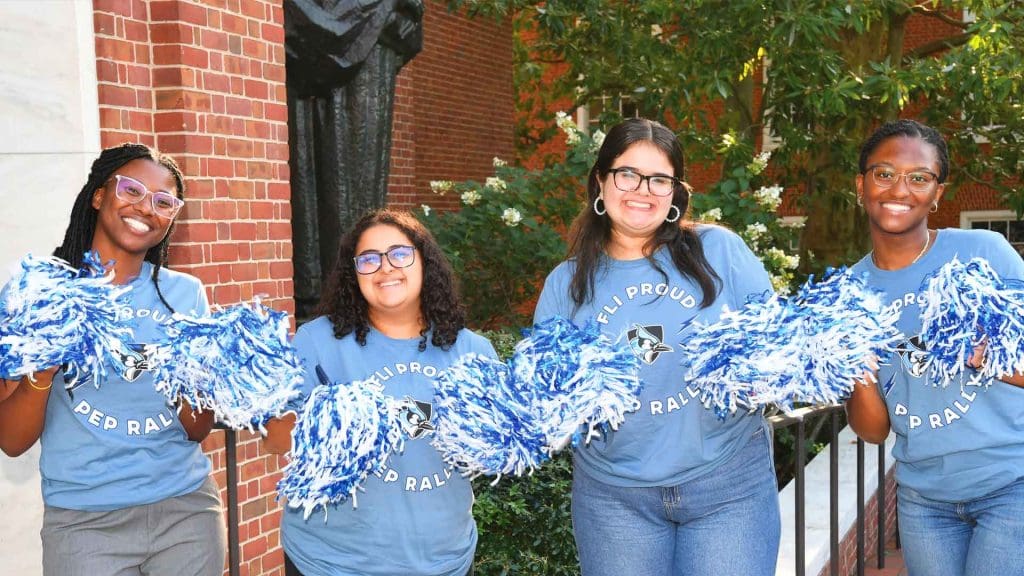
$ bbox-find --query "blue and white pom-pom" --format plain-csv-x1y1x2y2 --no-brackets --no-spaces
0,252,133,386
510,317,642,452
277,367,404,518
919,257,1024,385
681,269,900,418
151,300,303,431
431,353,549,481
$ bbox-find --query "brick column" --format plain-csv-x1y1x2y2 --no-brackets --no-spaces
93,1,292,574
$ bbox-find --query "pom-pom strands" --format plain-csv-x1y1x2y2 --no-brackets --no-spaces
431,317,642,480
432,353,549,481
0,252,133,386
919,257,1024,385
511,317,642,452
151,301,303,431
681,269,901,418
278,367,404,518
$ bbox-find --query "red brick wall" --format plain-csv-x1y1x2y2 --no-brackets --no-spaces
386,1,516,213
93,1,292,574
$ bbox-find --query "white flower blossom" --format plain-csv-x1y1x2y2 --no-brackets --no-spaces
770,274,792,295
747,151,771,175
502,207,522,227
590,129,606,152
753,184,784,211
555,111,582,145
699,208,723,222
461,190,481,206
485,176,507,192
492,156,507,168
744,222,768,241
430,180,454,195
421,204,432,216
766,247,800,270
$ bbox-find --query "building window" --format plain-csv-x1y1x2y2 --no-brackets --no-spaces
576,96,642,133
960,210,1024,257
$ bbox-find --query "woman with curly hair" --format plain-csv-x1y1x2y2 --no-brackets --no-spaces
264,209,495,576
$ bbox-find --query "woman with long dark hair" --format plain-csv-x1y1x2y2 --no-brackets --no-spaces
535,118,781,575
846,119,1024,576
0,143,224,575
265,209,494,576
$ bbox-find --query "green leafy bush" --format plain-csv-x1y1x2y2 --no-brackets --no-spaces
473,328,578,575
418,118,600,329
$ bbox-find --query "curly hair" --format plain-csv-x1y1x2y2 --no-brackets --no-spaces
316,209,466,351
859,119,949,183
54,142,186,312
567,117,721,309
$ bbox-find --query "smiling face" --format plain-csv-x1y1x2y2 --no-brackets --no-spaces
600,141,677,247
91,158,180,261
857,135,944,240
355,224,424,323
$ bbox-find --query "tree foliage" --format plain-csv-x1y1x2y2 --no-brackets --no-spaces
451,0,1024,266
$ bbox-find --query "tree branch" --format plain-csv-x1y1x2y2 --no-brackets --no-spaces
902,32,973,60
911,4,970,29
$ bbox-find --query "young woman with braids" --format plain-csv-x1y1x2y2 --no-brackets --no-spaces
534,118,780,575
846,120,1024,576
264,209,495,576
0,143,225,575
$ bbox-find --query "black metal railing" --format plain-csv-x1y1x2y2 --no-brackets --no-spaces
769,404,894,576
219,406,893,576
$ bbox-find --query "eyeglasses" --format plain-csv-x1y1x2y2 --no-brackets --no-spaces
608,168,681,197
353,245,417,275
866,165,939,193
110,174,184,219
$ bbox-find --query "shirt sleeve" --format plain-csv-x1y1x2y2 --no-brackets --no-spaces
533,263,573,325
702,225,774,309
980,230,1024,281
287,322,323,412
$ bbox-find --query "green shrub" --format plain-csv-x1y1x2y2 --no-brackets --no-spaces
418,117,599,329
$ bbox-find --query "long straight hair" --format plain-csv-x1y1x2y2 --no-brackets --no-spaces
567,118,720,308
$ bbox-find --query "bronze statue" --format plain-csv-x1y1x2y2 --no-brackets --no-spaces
285,0,424,320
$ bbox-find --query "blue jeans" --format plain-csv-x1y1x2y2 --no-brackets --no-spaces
898,479,1024,576
571,427,780,576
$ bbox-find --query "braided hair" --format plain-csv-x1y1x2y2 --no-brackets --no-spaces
54,143,186,312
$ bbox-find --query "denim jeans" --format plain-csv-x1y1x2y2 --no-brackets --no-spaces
898,478,1024,576
571,426,780,576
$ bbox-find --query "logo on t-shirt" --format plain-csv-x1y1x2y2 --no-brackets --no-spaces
627,324,673,365
396,396,435,439
64,342,159,396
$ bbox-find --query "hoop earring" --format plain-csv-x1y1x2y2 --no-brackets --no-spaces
593,197,606,216
665,205,680,223
856,195,863,207
930,203,939,213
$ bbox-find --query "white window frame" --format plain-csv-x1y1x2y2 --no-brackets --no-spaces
959,209,1017,230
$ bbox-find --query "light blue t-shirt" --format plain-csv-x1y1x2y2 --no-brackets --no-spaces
38,262,212,510
281,317,497,576
852,228,1024,502
534,225,773,487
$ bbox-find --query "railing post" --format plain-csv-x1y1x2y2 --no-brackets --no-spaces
225,429,240,576
856,438,865,576
877,442,886,568
795,417,806,576
830,410,839,576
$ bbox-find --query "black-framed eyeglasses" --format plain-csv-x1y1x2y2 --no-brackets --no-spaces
608,168,681,197
109,174,184,219
865,165,939,193
353,245,417,275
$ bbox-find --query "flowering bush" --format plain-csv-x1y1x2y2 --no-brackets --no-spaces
689,133,802,293
419,123,600,328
